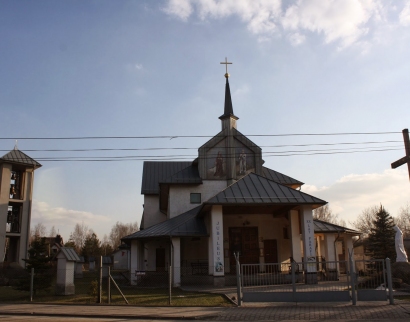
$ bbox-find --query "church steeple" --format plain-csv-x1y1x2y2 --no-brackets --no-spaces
219,58,238,130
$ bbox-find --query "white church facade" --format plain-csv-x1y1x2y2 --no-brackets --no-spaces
123,70,360,286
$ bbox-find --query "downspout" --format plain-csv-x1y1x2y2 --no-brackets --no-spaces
170,236,174,269
334,231,340,264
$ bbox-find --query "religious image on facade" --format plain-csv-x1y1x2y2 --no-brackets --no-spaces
206,145,226,178
235,144,254,177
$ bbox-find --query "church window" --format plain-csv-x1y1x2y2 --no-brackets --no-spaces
190,193,201,204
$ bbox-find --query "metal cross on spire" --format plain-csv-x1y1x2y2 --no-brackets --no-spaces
391,128,410,181
220,57,232,78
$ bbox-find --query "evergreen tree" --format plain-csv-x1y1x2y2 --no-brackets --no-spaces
16,237,52,293
366,205,396,261
81,233,103,261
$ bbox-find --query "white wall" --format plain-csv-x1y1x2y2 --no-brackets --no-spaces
222,214,292,265
143,195,166,228
168,180,227,218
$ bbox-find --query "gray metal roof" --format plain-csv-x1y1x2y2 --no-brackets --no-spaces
314,220,361,235
161,164,202,184
141,161,192,194
58,247,80,261
262,167,304,186
122,205,207,240
1,149,42,169
102,256,112,265
205,173,326,206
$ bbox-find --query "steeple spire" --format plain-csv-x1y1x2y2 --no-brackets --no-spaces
219,57,238,129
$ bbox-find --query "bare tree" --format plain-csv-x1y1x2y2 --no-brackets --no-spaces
395,203,410,238
350,205,379,236
313,205,340,224
109,221,139,249
101,234,113,256
48,225,57,237
29,222,47,243
68,222,91,252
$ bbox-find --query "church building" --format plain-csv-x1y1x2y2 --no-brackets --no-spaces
123,65,359,286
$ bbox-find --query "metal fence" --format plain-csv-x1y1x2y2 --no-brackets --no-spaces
241,260,351,302
0,258,394,306
240,258,394,304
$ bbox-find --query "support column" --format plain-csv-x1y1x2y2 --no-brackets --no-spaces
324,234,338,280
171,237,181,286
130,240,142,285
210,205,224,279
290,210,302,262
300,205,317,284
0,165,12,264
344,235,355,272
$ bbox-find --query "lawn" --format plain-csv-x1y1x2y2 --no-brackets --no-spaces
0,271,232,307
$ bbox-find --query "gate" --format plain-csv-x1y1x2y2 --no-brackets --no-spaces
241,258,393,304
355,259,389,301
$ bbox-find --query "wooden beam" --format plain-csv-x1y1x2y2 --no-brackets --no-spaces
391,128,410,181
391,155,410,169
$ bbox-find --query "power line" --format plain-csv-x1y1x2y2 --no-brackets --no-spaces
0,131,401,140
29,147,402,162
0,140,402,153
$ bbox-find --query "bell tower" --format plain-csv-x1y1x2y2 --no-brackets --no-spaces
0,147,41,267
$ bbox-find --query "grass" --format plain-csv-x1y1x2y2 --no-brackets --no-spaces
0,271,232,307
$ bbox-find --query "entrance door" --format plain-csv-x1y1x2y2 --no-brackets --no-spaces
229,227,259,267
263,239,278,263
156,248,166,272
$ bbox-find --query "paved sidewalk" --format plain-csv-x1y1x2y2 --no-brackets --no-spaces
0,301,410,321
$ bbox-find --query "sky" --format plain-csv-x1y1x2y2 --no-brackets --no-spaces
1,0,410,241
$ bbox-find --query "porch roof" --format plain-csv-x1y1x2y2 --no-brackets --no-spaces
262,167,304,186
122,205,207,241
205,173,326,207
314,220,361,235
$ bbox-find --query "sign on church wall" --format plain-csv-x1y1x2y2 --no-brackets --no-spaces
211,207,224,276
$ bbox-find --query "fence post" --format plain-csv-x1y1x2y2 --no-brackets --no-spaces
107,266,111,304
386,258,394,305
30,268,34,302
234,252,241,306
98,256,102,304
291,261,296,300
168,265,172,306
349,254,356,305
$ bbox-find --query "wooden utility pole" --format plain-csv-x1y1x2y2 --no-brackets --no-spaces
391,128,410,181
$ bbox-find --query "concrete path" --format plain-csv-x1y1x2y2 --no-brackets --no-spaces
0,301,410,321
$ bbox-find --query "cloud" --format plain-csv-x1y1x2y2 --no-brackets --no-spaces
135,64,143,70
399,2,410,26
163,0,193,21
282,0,383,49
31,200,111,239
302,168,410,227
162,0,405,49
